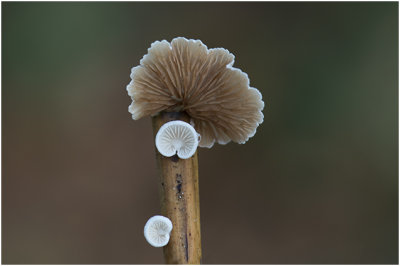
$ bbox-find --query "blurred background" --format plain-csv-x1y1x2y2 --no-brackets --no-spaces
2,2,398,264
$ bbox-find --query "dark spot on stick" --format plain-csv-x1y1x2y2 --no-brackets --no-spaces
185,234,189,262
170,155,179,162
176,174,183,199
165,112,182,120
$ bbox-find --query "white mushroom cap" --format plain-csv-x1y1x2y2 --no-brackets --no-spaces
144,215,173,247
155,120,199,159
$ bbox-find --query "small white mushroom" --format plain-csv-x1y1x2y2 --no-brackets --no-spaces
155,120,199,159
144,215,173,247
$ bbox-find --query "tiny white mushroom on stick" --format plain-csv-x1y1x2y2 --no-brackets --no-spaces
156,121,199,159
144,215,173,247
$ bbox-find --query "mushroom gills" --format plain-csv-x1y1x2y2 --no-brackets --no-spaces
155,120,199,159
144,215,173,247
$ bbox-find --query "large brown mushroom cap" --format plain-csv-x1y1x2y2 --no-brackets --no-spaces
127,37,264,148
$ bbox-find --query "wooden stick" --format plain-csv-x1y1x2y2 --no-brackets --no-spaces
152,112,202,264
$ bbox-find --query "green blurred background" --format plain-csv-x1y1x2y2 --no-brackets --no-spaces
2,2,398,264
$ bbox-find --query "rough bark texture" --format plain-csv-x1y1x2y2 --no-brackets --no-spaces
152,112,202,264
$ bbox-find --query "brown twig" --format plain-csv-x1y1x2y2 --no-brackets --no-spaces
152,112,202,264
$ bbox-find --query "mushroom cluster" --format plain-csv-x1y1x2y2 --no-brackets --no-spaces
130,38,265,257
127,37,264,148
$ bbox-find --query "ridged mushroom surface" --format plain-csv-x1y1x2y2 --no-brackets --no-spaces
144,215,173,247
127,37,264,148
155,120,199,159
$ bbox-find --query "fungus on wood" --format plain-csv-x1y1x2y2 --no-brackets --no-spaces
127,37,264,264
156,121,199,159
144,215,173,248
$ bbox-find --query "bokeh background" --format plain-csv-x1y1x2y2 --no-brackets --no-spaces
2,2,398,264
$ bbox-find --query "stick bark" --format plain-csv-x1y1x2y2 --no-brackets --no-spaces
152,112,202,264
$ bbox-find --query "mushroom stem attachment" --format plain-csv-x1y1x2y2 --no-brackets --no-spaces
152,112,202,264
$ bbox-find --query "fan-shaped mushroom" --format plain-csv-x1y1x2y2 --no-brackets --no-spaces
127,37,264,148
144,215,173,247
155,120,199,159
